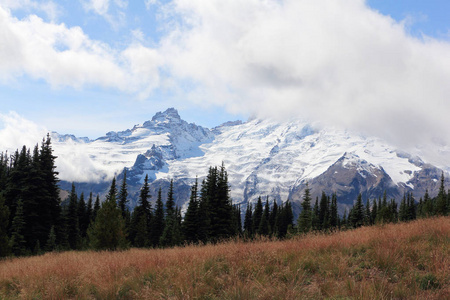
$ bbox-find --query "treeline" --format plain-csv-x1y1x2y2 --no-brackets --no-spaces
1,137,450,257
295,176,450,234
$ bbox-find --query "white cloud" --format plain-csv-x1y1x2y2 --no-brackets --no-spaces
0,112,48,152
0,6,162,96
0,0,60,21
157,0,450,161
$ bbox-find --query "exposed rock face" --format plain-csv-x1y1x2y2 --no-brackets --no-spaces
53,108,449,217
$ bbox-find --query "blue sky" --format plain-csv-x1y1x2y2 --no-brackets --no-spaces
0,0,450,152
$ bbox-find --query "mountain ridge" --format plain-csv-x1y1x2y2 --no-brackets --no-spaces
52,108,448,215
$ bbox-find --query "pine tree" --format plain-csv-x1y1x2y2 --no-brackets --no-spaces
38,134,61,249
150,188,165,247
435,172,447,216
269,200,278,235
78,192,88,238
422,189,433,217
312,197,320,231
130,175,152,247
93,195,100,221
243,203,253,238
319,192,330,230
88,180,128,251
252,197,263,235
232,204,242,236
0,194,10,257
330,193,338,229
364,198,372,225
399,194,408,222
197,179,210,243
86,192,93,224
160,180,176,247
118,170,129,219
182,179,199,243
45,225,57,252
67,183,80,249
275,200,293,238
10,199,27,256
298,184,312,233
350,193,364,228
258,199,270,236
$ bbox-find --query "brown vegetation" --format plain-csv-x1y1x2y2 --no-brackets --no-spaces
0,217,449,299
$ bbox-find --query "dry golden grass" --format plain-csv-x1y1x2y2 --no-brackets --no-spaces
0,217,449,299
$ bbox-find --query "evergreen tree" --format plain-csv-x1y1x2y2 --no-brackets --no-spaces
93,195,100,221
330,193,338,229
275,200,293,238
312,197,320,231
131,175,152,247
86,192,93,224
407,193,416,221
0,194,10,257
243,203,253,238
118,170,129,219
350,193,364,228
197,179,210,243
67,183,80,249
38,134,61,249
319,192,330,230
364,198,372,225
9,199,27,256
88,180,128,251
160,180,177,247
399,194,408,222
150,187,165,247
422,189,433,217
371,199,378,223
78,192,88,238
252,197,263,235
269,200,278,235
232,204,242,236
258,199,270,236
435,172,447,216
45,226,57,252
182,179,199,243
298,184,312,233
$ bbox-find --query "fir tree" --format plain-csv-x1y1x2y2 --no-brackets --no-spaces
67,183,80,249
160,180,177,247
182,179,199,243
78,192,88,238
364,198,372,225
10,199,27,256
258,199,270,236
435,172,447,216
150,187,165,247
118,170,129,219
298,184,312,233
0,194,10,257
312,197,320,231
319,192,330,230
45,225,57,252
252,197,263,235
88,180,128,251
269,200,278,235
350,193,364,228
86,192,93,224
330,193,338,229
93,195,100,221
243,203,253,238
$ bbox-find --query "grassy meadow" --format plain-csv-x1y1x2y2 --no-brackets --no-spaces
0,217,448,299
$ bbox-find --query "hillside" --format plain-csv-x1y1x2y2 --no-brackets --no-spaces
0,217,448,299
53,108,449,214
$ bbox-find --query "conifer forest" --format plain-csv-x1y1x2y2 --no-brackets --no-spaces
0,135,449,257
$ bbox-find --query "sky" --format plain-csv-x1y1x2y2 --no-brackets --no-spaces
0,0,450,166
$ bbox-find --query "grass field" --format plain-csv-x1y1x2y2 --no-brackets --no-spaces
0,217,449,299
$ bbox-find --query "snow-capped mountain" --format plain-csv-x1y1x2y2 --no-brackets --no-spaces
53,108,447,214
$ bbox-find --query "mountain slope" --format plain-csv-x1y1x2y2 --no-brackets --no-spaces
52,108,447,213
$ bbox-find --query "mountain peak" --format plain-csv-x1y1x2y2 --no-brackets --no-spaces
151,108,181,123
